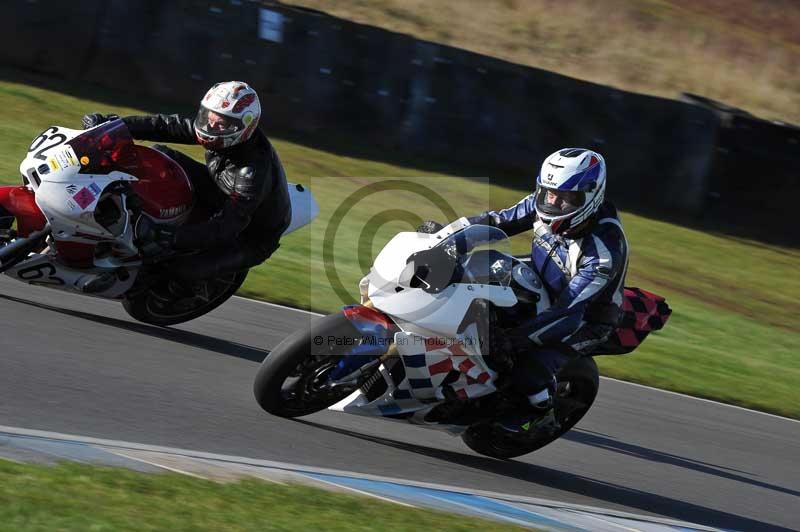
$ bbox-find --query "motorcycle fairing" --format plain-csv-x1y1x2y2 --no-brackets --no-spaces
392,324,497,402
0,186,46,236
2,252,136,299
284,183,320,236
19,124,139,245
329,322,497,430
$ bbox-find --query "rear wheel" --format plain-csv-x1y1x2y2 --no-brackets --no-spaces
461,357,599,459
254,312,367,418
122,270,248,326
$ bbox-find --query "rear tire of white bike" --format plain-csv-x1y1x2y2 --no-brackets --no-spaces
461,357,599,459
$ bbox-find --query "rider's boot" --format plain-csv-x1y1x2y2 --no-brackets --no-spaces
79,270,119,294
498,388,560,436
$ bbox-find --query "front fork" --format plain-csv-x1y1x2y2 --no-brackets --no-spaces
328,305,396,381
0,223,51,273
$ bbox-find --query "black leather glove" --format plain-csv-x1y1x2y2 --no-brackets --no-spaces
417,220,444,234
134,216,176,257
491,327,534,356
82,113,120,130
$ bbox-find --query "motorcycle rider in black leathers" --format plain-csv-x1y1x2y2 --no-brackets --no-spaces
82,81,291,292
463,148,628,434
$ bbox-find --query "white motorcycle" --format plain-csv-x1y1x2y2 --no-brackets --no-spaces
0,119,319,325
254,220,607,459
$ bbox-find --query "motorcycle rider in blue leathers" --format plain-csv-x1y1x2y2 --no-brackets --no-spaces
464,148,628,433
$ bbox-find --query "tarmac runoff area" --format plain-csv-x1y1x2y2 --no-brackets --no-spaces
0,425,724,532
2,278,798,531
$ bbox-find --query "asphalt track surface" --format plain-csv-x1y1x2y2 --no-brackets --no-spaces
1,277,798,531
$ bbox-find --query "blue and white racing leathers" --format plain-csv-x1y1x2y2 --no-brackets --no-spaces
468,196,629,399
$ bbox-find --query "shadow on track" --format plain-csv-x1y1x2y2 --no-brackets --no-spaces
294,419,793,532
0,294,268,363
563,429,800,498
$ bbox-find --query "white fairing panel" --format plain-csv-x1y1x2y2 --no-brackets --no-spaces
368,217,472,285
370,231,437,289
282,183,320,235
366,220,517,338
19,125,138,245
369,282,516,338
4,253,137,299
35,172,136,243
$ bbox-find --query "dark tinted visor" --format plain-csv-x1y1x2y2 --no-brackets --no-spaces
536,186,586,216
194,108,244,137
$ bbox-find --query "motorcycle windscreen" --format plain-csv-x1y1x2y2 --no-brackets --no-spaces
68,119,139,175
398,225,513,293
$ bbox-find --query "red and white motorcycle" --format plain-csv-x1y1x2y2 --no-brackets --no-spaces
0,119,318,325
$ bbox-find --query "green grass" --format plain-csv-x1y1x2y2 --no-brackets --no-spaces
0,460,528,532
1,73,798,418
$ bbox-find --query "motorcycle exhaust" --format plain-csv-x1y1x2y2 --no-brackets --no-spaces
0,223,51,272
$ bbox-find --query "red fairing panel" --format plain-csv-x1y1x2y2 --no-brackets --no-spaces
342,304,396,333
129,146,194,220
0,186,46,236
54,241,95,268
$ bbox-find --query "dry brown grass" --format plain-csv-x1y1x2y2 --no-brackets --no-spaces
287,0,800,123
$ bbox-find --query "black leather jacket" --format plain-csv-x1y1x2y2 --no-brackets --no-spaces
122,114,291,251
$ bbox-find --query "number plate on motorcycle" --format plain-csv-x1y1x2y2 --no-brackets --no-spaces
47,146,79,172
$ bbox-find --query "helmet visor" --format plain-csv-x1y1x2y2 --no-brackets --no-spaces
195,108,245,137
536,186,586,217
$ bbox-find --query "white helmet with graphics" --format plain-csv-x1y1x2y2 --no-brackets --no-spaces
194,81,261,149
535,148,607,235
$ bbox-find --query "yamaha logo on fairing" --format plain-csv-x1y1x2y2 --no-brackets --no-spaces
160,205,187,218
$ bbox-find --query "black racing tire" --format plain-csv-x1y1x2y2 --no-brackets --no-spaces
122,270,248,326
253,312,364,418
461,357,599,459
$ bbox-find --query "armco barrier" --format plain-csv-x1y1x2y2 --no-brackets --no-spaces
1,0,731,219
0,0,102,79
681,94,800,237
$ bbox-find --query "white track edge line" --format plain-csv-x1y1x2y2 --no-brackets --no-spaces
106,449,207,479
234,296,799,424
297,474,416,508
0,424,720,529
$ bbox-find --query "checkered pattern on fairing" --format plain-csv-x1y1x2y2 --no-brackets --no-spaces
393,332,497,403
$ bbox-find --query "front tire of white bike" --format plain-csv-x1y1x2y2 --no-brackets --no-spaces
253,312,364,418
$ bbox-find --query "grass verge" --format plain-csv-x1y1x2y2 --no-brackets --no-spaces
288,0,800,124
0,460,527,532
1,73,798,418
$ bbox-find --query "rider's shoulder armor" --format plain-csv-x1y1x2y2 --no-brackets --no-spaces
206,134,270,201
233,166,258,198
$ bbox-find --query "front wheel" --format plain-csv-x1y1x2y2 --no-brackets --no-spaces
122,270,248,326
461,356,599,459
254,312,366,418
